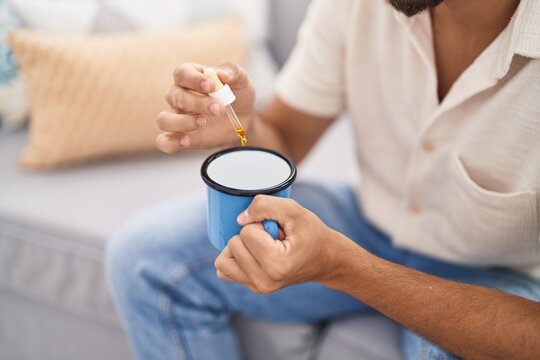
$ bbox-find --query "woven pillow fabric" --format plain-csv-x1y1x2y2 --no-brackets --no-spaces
9,18,245,169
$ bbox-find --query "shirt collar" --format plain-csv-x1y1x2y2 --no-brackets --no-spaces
495,0,540,79
392,0,540,79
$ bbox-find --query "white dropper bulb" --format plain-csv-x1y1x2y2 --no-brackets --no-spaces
204,68,236,106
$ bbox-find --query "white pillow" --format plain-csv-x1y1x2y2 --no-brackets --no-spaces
191,0,269,43
8,0,193,33
9,0,269,41
8,0,99,33
102,0,191,31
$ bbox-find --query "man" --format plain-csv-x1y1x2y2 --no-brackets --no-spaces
107,0,540,358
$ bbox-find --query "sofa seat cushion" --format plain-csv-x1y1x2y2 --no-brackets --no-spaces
0,131,209,323
317,314,403,360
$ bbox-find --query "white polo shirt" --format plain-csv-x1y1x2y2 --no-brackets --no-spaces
275,0,540,278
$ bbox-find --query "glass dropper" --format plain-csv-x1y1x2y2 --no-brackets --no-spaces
204,68,247,146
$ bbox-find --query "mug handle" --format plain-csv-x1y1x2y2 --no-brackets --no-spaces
262,220,279,239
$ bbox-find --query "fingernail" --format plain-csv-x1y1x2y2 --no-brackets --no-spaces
201,79,211,93
237,210,248,224
179,136,191,147
209,103,220,116
196,115,207,127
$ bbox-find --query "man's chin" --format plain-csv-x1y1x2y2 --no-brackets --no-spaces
388,0,445,17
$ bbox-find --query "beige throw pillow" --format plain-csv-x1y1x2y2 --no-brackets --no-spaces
9,18,246,169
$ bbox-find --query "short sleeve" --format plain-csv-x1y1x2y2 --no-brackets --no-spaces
274,0,351,118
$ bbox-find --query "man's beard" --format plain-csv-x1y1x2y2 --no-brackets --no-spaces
388,0,445,17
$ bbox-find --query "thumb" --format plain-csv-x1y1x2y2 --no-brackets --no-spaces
237,195,299,229
216,62,250,89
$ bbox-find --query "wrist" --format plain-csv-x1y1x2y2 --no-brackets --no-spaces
316,231,372,289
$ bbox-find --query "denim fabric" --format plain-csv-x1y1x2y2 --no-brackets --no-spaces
106,181,540,360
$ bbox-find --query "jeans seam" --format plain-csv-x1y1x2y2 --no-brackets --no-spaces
419,342,431,360
159,257,216,360
160,293,186,360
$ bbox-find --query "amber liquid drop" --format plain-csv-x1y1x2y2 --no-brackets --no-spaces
236,128,247,147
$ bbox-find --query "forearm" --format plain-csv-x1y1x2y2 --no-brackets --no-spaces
322,236,540,360
247,96,335,164
247,113,290,158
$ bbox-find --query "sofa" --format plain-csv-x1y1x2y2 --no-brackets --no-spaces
0,1,403,359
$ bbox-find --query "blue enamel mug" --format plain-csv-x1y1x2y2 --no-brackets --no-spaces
201,146,297,251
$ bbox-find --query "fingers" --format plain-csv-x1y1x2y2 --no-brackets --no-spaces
216,62,250,90
157,111,207,133
157,62,251,154
155,131,202,154
227,235,265,277
216,269,232,281
239,224,280,268
172,62,249,92
217,235,281,294
165,86,224,116
237,195,301,227
214,244,252,285
215,259,250,284
165,62,247,117
173,63,214,93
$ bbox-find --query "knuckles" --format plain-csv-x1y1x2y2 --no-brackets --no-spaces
219,62,239,78
266,263,288,282
165,87,180,108
156,111,168,128
155,135,174,154
251,195,270,212
164,88,172,102
239,224,257,239
252,279,279,294
173,64,190,83
228,235,243,251
250,195,302,219
215,270,225,280
214,256,224,270
284,198,301,212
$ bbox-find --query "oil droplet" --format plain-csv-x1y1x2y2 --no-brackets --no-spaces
236,128,247,147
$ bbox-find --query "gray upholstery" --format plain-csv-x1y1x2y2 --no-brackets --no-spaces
234,316,320,360
267,0,313,66
0,131,206,360
0,133,207,319
0,290,131,360
317,315,403,360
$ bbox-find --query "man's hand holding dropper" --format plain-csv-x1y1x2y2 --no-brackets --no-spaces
156,63,257,153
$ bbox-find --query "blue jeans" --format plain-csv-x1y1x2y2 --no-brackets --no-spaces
106,182,540,360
